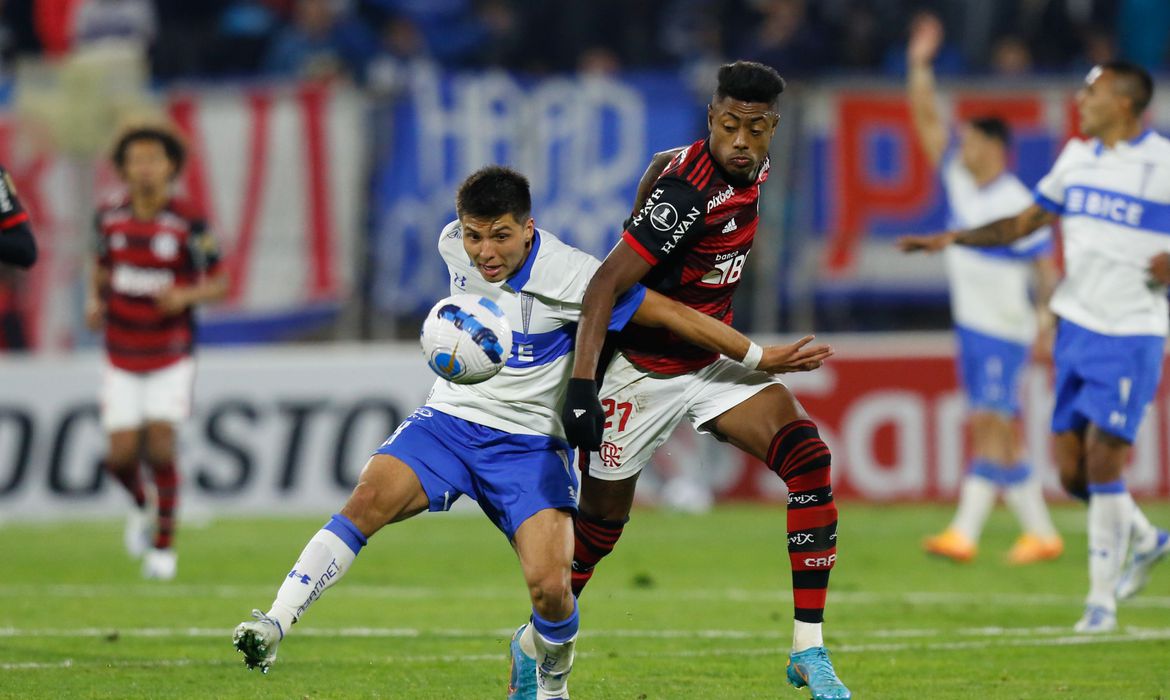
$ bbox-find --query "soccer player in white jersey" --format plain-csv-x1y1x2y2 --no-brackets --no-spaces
231,166,832,695
902,14,1063,564
900,61,1170,632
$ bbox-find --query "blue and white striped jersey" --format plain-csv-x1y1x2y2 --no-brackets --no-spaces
426,220,645,439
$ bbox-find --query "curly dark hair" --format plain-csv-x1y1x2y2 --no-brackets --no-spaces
112,126,187,175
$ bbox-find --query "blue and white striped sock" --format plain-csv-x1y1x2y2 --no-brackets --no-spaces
531,601,578,700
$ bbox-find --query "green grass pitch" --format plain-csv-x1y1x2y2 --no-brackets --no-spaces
3,503,1169,699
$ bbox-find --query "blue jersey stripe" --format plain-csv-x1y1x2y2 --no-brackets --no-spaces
1060,185,1170,234
506,324,575,368
1034,191,1063,213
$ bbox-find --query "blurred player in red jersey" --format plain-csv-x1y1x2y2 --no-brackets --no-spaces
557,61,850,700
86,126,228,580
0,164,37,269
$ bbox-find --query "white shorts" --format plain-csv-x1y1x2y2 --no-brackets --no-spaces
591,353,782,480
100,357,196,432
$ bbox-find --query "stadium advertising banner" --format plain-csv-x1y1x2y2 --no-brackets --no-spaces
1,339,1166,522
369,65,704,317
0,83,365,350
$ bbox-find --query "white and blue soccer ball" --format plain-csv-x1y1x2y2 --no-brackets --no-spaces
420,294,512,384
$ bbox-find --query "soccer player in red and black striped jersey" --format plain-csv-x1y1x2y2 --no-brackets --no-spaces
560,61,851,699
0,164,37,269
86,126,227,581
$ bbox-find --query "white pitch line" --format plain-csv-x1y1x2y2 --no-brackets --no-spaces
4,584,1170,609
4,629,1170,672
1,624,1167,642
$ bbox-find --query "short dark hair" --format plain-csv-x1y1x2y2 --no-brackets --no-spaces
112,126,187,174
713,60,786,109
1100,60,1154,115
456,166,532,223
968,116,1011,147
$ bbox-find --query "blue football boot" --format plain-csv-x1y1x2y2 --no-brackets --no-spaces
787,646,851,699
507,623,537,700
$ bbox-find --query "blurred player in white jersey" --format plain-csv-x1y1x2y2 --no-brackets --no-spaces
231,166,831,697
902,14,1063,564
901,61,1170,632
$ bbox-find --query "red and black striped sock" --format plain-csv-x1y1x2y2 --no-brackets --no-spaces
149,461,180,550
571,512,627,597
104,460,146,509
767,419,837,624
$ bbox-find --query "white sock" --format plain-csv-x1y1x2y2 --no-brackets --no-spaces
519,621,537,657
792,620,823,652
1086,491,1130,610
1003,475,1058,539
534,628,576,700
1126,494,1159,552
267,514,366,633
950,471,998,542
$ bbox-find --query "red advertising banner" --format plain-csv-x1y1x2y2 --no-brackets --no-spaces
685,339,1170,503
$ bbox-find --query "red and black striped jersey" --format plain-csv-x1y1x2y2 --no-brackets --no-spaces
95,196,222,372
619,138,769,374
0,165,29,232
0,164,37,268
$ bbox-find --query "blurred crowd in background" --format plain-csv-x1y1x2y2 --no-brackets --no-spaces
0,0,1168,87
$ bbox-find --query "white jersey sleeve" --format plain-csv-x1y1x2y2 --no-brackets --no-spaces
1035,138,1094,211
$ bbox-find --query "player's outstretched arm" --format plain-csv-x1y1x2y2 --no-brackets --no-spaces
906,12,947,167
562,242,651,450
632,290,832,373
898,203,1057,253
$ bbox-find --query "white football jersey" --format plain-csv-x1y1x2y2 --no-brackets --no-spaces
425,220,645,439
942,154,1051,344
1036,130,1170,336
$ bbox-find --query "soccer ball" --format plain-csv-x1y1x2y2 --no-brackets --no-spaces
420,294,513,384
